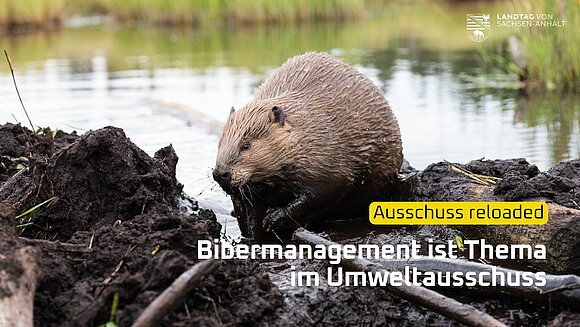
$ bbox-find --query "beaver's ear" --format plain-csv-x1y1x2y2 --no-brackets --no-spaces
230,106,236,115
271,106,285,125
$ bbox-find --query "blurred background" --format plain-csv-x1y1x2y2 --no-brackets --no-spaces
0,0,578,237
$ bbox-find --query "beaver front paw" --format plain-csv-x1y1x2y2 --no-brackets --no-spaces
262,208,293,232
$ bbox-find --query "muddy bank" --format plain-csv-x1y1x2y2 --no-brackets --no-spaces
0,123,577,326
0,123,284,326
413,158,580,208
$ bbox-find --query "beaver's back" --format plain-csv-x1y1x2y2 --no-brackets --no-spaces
253,52,402,186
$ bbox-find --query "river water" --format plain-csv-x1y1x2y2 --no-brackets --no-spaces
1,3,578,239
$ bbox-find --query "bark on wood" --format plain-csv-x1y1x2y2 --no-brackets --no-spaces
132,259,220,327
293,229,507,327
422,181,580,274
0,203,42,327
462,201,580,274
18,237,92,253
380,257,580,306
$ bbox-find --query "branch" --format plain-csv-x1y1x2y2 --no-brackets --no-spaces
0,203,42,327
19,237,92,253
293,228,507,327
380,256,580,306
132,259,221,327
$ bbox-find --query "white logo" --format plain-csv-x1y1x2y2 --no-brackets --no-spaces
467,14,490,42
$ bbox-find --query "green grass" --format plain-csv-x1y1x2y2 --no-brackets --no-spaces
90,0,366,25
518,0,579,90
1,0,371,32
0,0,65,31
480,0,580,90
15,196,57,219
15,196,58,231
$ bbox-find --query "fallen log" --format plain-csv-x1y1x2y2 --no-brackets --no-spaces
0,202,42,327
415,161,580,274
293,228,507,327
462,201,580,274
132,259,221,327
380,257,580,307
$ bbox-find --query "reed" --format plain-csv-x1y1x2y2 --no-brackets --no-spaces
0,0,64,32
476,0,579,91
517,0,579,90
71,0,366,26
0,1,394,33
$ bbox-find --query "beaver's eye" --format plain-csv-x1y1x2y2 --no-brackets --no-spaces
241,142,251,151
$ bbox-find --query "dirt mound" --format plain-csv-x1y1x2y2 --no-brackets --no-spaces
0,124,286,326
494,159,580,208
1,126,186,240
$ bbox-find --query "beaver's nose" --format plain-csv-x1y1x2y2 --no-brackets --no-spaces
213,166,232,190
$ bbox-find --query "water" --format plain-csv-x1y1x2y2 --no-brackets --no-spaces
1,4,579,239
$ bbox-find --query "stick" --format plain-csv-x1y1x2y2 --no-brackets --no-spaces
445,160,500,186
4,50,34,131
0,203,42,327
132,259,221,327
18,237,92,253
379,257,580,306
96,243,139,297
0,166,28,194
293,229,507,327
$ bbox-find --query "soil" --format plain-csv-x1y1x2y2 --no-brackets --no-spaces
0,123,284,326
413,157,580,208
0,123,577,326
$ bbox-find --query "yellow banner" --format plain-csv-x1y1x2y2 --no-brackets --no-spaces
369,202,548,225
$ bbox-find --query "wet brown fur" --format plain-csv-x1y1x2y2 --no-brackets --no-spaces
215,52,402,239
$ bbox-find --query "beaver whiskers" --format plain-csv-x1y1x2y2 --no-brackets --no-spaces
213,52,402,241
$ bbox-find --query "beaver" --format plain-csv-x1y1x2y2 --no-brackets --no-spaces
213,52,402,240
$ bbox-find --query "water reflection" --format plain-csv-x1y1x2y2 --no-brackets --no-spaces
515,92,580,163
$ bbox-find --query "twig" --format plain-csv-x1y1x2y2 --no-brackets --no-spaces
199,294,223,326
0,155,29,164
4,50,34,131
445,160,500,186
0,166,28,193
293,229,507,327
132,259,221,327
18,237,92,253
184,303,191,319
96,243,139,296
11,113,20,124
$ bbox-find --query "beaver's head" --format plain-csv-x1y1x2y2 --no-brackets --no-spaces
213,103,289,197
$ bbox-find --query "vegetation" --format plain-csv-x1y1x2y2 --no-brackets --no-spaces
1,0,367,31
479,0,580,90
517,0,579,90
0,0,64,32
101,0,366,25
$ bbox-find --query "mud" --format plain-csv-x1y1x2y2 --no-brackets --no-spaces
0,123,577,326
0,123,285,326
414,158,580,210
